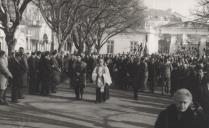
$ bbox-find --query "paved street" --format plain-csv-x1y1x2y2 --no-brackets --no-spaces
0,82,172,128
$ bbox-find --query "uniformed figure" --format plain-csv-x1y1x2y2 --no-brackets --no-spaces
71,56,86,100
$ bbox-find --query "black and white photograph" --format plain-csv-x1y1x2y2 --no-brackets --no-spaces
0,0,209,127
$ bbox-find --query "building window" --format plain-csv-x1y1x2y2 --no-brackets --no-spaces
107,40,114,54
130,41,138,52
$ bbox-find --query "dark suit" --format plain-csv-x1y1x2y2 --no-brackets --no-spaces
35,56,41,92
19,54,29,98
9,57,27,101
50,56,61,93
71,61,86,99
28,56,38,94
155,104,208,128
39,56,52,96
133,61,148,99
148,61,157,93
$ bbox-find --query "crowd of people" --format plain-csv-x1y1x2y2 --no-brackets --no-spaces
0,47,208,99
0,46,208,126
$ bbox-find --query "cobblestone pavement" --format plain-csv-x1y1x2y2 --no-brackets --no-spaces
0,82,172,128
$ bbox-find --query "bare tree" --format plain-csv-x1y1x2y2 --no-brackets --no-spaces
35,0,145,54
72,0,145,54
0,0,32,54
71,0,103,54
193,0,209,23
87,0,145,53
35,0,95,52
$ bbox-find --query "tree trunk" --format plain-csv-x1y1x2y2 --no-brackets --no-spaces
86,44,93,55
77,43,84,55
58,43,64,52
51,41,54,51
96,47,101,54
5,32,16,55
51,31,55,51
57,32,64,52
95,43,101,55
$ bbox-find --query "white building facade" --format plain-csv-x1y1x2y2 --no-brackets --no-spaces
99,9,186,55
100,31,147,54
0,2,53,54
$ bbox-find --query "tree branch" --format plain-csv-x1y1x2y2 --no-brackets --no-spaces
19,0,32,15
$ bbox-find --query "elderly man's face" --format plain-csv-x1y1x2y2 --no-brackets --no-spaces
175,96,191,112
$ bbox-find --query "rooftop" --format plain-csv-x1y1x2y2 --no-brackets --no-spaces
158,21,209,28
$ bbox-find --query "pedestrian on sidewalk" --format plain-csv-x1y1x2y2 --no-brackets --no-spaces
0,50,12,105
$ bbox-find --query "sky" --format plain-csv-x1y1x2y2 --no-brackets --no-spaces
144,0,198,18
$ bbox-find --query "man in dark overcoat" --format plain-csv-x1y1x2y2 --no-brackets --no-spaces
39,52,52,96
50,50,61,93
17,47,28,99
28,52,38,94
9,53,27,102
133,57,148,100
71,56,86,100
35,51,41,93
148,57,157,93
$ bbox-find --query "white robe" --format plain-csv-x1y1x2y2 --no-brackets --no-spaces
92,65,112,92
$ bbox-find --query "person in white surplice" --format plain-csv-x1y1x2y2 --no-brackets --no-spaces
92,58,112,103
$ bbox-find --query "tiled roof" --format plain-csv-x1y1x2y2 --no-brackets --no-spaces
158,21,209,28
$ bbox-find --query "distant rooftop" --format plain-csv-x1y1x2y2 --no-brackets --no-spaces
158,21,209,28
146,9,174,17
145,9,189,21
